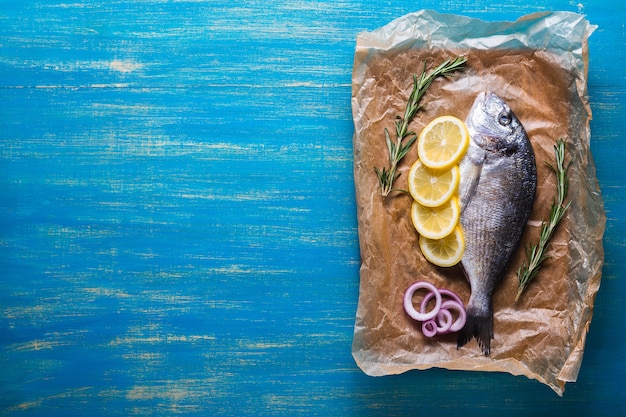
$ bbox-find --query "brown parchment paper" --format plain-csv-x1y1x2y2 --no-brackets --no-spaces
351,10,605,396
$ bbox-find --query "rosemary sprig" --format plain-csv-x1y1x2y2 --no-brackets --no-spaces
374,56,467,198
516,138,571,302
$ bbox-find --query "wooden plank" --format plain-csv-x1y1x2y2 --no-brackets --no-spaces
1,0,624,415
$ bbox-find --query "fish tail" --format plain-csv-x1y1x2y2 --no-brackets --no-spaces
457,304,494,356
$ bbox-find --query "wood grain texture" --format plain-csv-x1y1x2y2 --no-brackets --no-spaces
0,0,624,416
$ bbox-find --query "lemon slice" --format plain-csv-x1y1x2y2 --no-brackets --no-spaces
411,197,460,240
417,116,469,170
408,160,460,207
419,226,465,267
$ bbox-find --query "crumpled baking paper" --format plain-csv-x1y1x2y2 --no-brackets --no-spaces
351,10,605,396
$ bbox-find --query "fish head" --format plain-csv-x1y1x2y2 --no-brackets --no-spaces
465,92,527,155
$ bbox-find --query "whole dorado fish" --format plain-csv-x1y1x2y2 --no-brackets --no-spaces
457,92,537,355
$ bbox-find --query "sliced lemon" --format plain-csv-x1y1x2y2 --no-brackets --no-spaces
417,116,469,170
419,226,465,268
408,160,460,207
411,197,460,240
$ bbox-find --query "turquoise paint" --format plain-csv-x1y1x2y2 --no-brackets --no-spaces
1,1,624,415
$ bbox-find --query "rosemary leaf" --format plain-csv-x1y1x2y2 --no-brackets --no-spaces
375,56,467,198
516,138,570,302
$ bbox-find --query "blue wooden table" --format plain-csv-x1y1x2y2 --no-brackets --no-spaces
1,1,624,416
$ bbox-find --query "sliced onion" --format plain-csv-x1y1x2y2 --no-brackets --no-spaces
403,281,441,322
403,281,467,338
422,320,438,338
439,299,466,333
437,288,464,306
435,307,453,333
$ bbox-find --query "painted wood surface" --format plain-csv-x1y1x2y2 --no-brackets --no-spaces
1,1,624,416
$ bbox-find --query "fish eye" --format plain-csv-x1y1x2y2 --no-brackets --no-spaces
498,111,512,126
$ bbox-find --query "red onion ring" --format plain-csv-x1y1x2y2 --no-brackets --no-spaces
422,320,438,338
420,288,463,308
403,281,441,322
404,281,467,337
435,307,453,333
439,300,466,333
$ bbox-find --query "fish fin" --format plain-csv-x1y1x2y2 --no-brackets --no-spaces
458,157,483,214
457,305,494,356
